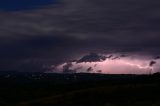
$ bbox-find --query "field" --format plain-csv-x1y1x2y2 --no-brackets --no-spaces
0,72,160,106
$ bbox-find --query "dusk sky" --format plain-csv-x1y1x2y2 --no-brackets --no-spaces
0,0,160,74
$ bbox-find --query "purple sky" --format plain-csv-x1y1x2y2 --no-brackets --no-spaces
47,53,159,74
0,0,160,74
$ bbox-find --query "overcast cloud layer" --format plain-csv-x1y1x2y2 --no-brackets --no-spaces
0,0,160,72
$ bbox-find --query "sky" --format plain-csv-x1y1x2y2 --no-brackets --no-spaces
0,0,57,11
0,0,160,74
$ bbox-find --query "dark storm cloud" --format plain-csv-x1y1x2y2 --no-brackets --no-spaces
96,70,102,73
63,62,77,73
149,61,156,67
63,62,72,72
0,0,160,71
106,55,113,59
120,54,128,58
87,67,93,72
111,56,120,60
110,54,128,60
154,56,160,60
77,53,106,63
3,0,160,51
1,0,160,40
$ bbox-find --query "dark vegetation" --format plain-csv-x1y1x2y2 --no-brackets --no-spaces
0,72,160,106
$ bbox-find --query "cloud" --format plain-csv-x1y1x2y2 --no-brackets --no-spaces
87,67,93,72
120,54,128,58
149,61,156,67
96,70,102,73
77,53,106,63
62,62,77,73
1,0,160,71
106,55,113,59
111,56,120,60
47,53,160,74
154,56,160,60
1,0,160,41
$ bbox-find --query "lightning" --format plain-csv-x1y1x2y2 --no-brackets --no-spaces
125,62,151,69
125,62,154,74
48,53,158,74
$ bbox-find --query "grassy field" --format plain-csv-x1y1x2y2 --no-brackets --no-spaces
0,73,160,106
17,84,160,106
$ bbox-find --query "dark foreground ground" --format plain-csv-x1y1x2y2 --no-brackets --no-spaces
0,72,160,106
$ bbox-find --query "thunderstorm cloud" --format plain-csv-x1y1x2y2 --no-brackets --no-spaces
0,0,160,73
